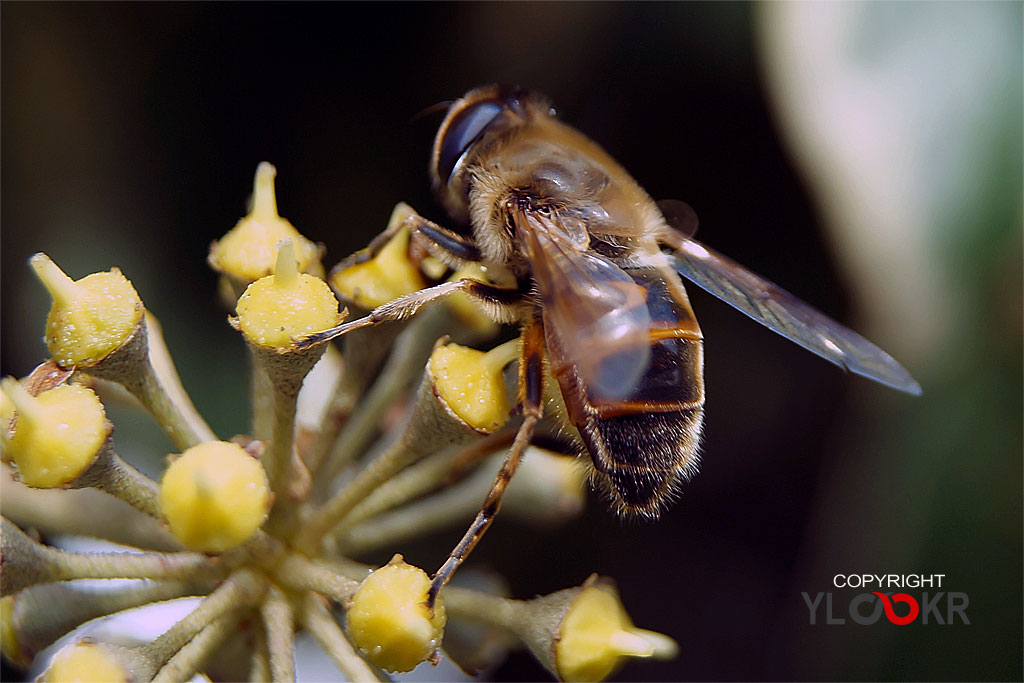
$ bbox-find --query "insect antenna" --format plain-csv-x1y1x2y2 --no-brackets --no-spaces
411,99,455,123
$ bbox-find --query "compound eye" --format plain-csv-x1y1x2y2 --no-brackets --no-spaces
437,99,504,184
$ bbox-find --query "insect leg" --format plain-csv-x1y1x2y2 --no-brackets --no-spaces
426,315,546,608
295,278,524,349
352,205,478,264
407,215,482,264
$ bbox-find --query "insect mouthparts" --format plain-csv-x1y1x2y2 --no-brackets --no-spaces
509,190,539,211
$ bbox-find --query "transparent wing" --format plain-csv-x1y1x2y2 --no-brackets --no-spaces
668,236,921,395
515,211,652,399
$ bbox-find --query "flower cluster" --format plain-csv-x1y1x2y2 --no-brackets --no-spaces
0,163,676,681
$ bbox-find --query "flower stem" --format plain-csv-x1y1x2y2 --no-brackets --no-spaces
0,516,222,595
4,579,207,667
443,585,522,631
300,592,387,682
334,428,515,539
270,552,360,604
127,313,218,450
55,548,222,585
244,343,324,512
265,371,311,504
72,445,161,518
297,349,490,554
143,567,266,670
338,461,496,555
78,310,214,450
337,448,460,534
151,611,241,683
1,466,178,551
313,306,450,497
248,623,271,682
250,360,274,442
260,584,296,683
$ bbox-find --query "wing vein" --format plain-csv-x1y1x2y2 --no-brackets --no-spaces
668,236,921,395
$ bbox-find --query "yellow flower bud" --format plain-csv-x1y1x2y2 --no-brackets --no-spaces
419,254,448,280
346,555,446,673
0,595,27,668
1,379,108,488
330,204,426,309
40,640,131,683
446,264,501,335
235,240,343,348
209,162,320,282
427,339,517,433
159,441,270,552
0,390,15,462
555,579,678,682
30,254,143,368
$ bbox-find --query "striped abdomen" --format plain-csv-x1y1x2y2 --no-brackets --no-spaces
545,266,705,516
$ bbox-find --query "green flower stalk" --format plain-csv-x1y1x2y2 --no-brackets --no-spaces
0,517,224,596
300,591,387,682
337,446,586,556
259,585,296,683
71,446,162,519
1,580,206,669
151,611,242,683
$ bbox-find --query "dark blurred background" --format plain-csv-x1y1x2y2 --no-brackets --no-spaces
3,3,1021,681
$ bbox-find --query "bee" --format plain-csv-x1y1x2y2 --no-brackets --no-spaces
307,84,920,603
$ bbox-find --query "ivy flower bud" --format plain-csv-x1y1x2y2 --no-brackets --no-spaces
419,254,449,280
0,595,26,667
329,203,426,310
158,441,271,552
345,555,446,673
208,162,321,284
427,338,518,434
445,264,501,336
513,575,677,682
1,379,109,488
557,578,677,682
39,640,146,683
235,241,344,349
0,390,15,457
42,642,129,682
30,253,143,368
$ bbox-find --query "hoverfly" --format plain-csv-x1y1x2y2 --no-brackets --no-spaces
306,84,920,604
